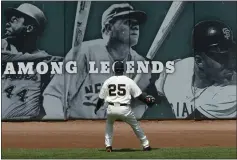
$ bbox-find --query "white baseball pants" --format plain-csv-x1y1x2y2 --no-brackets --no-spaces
105,104,149,148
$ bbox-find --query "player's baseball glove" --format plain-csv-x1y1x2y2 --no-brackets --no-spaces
145,95,156,106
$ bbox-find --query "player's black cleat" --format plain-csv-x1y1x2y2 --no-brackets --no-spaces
106,146,112,152
143,146,152,151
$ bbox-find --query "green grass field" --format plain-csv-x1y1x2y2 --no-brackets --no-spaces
2,147,236,159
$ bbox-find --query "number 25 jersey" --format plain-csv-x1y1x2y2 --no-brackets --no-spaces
99,75,142,104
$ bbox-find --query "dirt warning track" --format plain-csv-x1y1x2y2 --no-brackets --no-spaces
2,120,236,149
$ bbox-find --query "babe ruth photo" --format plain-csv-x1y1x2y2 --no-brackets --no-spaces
43,3,152,119
1,3,63,120
155,20,236,119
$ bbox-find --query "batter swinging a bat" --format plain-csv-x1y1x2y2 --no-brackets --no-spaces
1,3,63,120
43,3,152,119
95,61,155,152
155,20,236,119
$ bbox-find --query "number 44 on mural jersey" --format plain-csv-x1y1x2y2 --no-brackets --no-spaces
4,85,28,102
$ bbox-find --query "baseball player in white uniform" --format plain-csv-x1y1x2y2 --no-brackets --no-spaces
94,61,155,152
43,3,151,120
1,3,63,120
155,20,236,119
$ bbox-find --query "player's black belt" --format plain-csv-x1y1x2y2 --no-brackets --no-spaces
108,102,127,106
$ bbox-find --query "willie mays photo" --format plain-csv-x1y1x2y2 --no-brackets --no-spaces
155,20,236,119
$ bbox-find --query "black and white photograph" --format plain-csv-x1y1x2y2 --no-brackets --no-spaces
1,1,236,121
1,2,64,120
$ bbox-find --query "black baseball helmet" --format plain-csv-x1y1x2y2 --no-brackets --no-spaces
113,61,124,73
192,20,236,64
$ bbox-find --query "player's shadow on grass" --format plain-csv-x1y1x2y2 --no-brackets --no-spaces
99,148,159,152
113,148,141,152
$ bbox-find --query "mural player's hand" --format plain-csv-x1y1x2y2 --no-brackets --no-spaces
94,108,99,115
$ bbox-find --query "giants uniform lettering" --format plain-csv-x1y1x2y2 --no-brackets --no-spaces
170,102,196,118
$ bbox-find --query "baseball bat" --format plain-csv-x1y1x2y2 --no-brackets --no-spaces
134,1,186,83
65,1,91,109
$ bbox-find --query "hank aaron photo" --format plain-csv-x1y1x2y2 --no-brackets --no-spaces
1,3,63,120
43,3,153,119
155,20,236,119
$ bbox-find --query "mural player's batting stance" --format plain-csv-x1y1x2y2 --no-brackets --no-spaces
43,3,151,119
1,3,63,120
94,61,155,152
155,20,236,119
